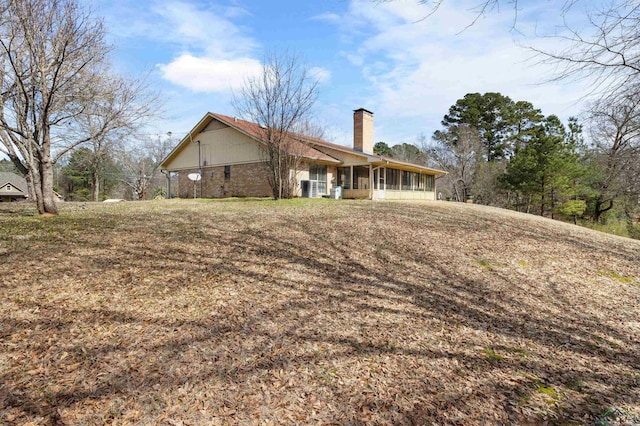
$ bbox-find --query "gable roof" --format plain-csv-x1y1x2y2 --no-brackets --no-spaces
161,112,446,176
211,113,342,163
161,113,341,168
0,172,28,195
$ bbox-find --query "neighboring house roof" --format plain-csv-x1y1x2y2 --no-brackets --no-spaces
161,112,446,176
0,172,28,197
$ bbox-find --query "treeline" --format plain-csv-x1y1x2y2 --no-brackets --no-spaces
375,92,640,238
54,136,174,202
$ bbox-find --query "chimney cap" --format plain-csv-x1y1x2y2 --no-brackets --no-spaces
354,107,374,115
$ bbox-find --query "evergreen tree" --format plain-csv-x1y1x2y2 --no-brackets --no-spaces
442,92,513,161
373,141,392,156
500,116,586,217
390,143,427,165
61,148,93,201
0,159,18,173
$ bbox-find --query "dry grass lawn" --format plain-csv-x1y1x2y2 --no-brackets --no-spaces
1,199,639,425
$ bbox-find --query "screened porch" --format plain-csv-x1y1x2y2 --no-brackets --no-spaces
335,164,437,200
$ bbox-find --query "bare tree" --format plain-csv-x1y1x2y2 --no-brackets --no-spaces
233,51,319,200
424,124,482,201
587,88,640,221
0,0,154,214
530,1,640,98
381,1,639,98
378,0,581,27
118,135,173,200
67,75,157,201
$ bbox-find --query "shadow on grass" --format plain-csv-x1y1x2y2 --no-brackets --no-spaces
1,201,639,424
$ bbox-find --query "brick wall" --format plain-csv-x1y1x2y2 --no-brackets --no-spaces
178,162,273,198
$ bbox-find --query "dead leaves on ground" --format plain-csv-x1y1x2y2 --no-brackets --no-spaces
1,199,639,425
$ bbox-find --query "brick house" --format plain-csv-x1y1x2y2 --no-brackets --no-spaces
160,109,445,200
0,172,28,202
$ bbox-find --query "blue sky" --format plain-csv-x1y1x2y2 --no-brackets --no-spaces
91,0,593,147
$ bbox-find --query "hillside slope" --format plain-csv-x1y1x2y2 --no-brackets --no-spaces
1,199,639,425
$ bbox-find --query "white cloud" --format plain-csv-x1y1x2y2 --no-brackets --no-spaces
101,0,261,93
150,1,257,58
328,0,592,141
310,12,342,24
159,54,262,93
309,67,332,83
153,2,260,93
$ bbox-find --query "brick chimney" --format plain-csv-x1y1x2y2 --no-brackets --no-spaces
353,108,374,154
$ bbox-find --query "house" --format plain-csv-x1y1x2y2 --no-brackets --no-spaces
0,172,28,202
160,108,446,200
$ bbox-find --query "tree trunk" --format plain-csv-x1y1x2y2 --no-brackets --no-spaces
38,131,59,215
25,171,36,203
92,167,100,202
39,159,58,215
540,178,546,217
594,197,613,223
31,167,45,214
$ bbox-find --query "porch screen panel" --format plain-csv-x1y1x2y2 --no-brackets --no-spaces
402,171,412,191
373,169,378,190
309,164,327,194
353,166,370,190
426,174,434,191
385,168,400,190
337,167,351,189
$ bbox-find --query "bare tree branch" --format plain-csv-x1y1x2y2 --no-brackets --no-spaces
0,0,157,214
587,86,640,220
233,51,319,200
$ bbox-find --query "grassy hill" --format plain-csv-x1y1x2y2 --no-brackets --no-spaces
1,199,639,425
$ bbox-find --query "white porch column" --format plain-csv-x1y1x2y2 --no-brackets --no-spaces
383,167,386,191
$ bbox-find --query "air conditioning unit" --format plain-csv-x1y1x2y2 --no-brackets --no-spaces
301,180,319,198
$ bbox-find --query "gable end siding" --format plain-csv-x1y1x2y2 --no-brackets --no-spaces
164,123,265,171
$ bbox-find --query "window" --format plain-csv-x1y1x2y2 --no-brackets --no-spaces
352,166,370,190
337,167,351,189
6,184,12,191
224,165,231,181
309,164,327,194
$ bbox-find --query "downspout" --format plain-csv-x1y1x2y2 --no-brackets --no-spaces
161,169,170,199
